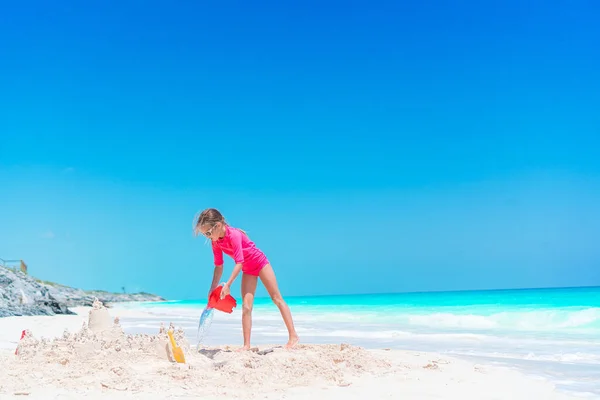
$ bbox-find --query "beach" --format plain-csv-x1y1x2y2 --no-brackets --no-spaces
0,296,591,400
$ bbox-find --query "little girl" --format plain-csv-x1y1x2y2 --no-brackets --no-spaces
193,208,299,350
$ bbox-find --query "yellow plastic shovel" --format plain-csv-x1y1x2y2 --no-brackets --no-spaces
167,329,186,364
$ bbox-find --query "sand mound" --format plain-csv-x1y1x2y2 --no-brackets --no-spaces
204,342,392,392
1,300,392,398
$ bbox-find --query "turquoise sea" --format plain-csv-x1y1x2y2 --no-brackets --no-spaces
114,286,600,398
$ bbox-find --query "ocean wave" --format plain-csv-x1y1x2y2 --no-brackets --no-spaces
120,302,600,333
404,308,600,332
259,306,600,333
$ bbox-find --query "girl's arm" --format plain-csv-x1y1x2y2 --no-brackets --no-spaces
209,241,224,295
225,263,243,288
220,263,242,299
209,264,223,294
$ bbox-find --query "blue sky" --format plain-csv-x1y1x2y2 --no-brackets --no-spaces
1,1,599,300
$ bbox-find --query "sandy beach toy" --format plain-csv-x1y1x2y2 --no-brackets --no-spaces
167,329,186,364
208,285,237,313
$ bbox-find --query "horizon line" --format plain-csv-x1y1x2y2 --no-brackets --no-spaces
163,284,600,303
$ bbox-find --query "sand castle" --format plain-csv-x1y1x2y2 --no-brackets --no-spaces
4,299,392,398
14,298,189,366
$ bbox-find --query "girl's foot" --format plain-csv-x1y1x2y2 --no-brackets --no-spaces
237,345,251,352
285,335,299,349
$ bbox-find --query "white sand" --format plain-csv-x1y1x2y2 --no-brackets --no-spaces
0,300,579,400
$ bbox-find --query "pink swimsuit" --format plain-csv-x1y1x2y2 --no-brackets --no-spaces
211,226,269,276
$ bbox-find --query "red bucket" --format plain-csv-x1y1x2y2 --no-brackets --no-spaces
208,286,237,313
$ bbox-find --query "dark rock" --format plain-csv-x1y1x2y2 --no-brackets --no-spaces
38,297,75,315
0,266,165,318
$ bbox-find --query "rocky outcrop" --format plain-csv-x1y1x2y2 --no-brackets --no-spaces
44,283,165,308
0,267,165,318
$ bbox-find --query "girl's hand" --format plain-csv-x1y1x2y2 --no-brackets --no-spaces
220,283,230,299
208,286,216,298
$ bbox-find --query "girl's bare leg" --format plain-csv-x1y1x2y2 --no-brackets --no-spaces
259,264,299,348
240,273,258,351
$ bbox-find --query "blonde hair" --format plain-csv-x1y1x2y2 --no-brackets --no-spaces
193,208,248,237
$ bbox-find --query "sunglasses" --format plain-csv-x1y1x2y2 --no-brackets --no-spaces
202,223,218,238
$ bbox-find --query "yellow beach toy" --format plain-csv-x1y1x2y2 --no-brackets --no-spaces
167,329,186,364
